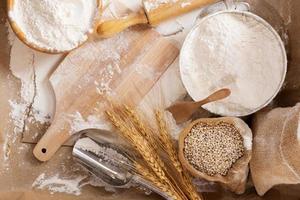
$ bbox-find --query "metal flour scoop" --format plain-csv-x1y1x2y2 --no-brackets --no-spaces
72,129,171,199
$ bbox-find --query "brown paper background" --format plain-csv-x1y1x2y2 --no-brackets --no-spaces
1,0,300,199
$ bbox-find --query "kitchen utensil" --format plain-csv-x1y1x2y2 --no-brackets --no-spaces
96,0,218,38
73,129,171,199
7,0,217,53
33,26,179,162
167,88,231,124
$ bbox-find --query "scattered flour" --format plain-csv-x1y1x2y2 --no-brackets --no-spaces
181,2,192,8
7,25,63,134
165,111,186,140
9,0,97,51
143,0,194,11
9,37,36,103
8,100,28,134
69,112,111,134
135,64,160,80
180,11,287,116
32,173,87,196
95,63,122,96
143,0,178,11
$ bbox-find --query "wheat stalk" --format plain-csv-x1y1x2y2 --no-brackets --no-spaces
122,106,190,199
155,110,182,173
106,110,167,175
106,110,182,199
106,106,202,200
123,105,157,147
134,162,180,200
155,110,203,200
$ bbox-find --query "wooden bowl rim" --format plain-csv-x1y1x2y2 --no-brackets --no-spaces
6,0,102,54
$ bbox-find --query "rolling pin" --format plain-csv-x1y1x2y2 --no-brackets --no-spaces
97,0,217,38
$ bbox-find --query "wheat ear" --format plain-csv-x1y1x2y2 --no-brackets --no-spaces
134,162,179,200
121,106,190,200
155,110,203,200
106,110,182,200
123,105,157,145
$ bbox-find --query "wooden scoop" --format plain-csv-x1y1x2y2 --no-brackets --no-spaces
167,88,231,124
96,0,217,38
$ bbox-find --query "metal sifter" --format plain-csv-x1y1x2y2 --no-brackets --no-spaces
179,0,287,117
72,129,171,199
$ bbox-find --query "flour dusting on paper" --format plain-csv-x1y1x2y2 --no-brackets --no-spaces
32,173,87,196
8,100,28,134
7,24,63,135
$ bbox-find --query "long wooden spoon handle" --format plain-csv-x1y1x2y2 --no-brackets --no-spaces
96,11,148,38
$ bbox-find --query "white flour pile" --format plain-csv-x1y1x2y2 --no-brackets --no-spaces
9,0,97,51
180,11,287,116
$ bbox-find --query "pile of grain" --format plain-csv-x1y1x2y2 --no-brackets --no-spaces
184,121,244,176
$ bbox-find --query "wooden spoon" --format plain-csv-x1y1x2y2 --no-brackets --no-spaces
166,88,231,124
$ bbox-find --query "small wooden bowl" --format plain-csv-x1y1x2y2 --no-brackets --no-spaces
7,0,102,54
178,117,252,194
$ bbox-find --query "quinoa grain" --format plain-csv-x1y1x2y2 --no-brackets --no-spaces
184,121,244,176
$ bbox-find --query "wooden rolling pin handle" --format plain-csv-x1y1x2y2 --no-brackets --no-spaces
96,11,149,38
33,125,70,162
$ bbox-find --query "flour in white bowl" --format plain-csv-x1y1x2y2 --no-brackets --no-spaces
180,11,287,116
9,0,97,52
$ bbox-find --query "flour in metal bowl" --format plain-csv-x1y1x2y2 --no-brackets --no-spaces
180,11,287,116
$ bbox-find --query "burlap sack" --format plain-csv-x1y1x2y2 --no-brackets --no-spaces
251,103,300,196
179,117,253,194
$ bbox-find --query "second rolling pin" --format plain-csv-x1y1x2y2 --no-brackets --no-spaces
97,0,218,38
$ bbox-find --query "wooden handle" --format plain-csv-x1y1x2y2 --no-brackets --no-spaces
166,88,230,124
96,11,148,38
144,0,218,25
196,88,231,106
33,121,70,162
183,88,231,112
